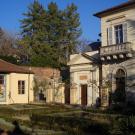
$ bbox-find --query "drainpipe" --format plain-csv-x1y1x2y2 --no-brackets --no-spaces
8,74,14,104
91,70,94,105
52,69,55,103
28,67,31,104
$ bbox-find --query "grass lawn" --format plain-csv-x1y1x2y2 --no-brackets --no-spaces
0,104,126,135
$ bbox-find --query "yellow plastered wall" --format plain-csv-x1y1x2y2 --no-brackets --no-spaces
46,85,65,104
54,85,65,104
46,88,53,103
6,73,34,104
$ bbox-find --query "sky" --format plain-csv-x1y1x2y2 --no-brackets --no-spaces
0,0,127,41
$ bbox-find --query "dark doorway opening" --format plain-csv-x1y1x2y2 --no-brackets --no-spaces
39,90,46,101
114,69,126,103
65,85,70,104
81,84,87,106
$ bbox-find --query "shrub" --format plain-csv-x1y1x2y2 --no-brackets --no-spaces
110,116,135,135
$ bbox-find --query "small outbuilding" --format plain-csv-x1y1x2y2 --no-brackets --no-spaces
0,59,34,104
68,51,101,106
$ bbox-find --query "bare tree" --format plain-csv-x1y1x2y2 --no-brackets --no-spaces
76,38,91,53
0,27,17,56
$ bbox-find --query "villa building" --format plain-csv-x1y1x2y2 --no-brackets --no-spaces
0,59,34,104
94,0,135,106
68,0,135,107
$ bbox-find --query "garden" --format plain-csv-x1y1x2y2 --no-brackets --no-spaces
0,104,135,135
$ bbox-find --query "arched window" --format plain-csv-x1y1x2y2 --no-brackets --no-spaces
116,69,125,78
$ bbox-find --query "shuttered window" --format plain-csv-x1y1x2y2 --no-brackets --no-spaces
107,27,113,45
123,23,127,43
107,23,127,45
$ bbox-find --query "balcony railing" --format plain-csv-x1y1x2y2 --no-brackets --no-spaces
100,42,132,56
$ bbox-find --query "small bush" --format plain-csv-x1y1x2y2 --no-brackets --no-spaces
110,116,135,135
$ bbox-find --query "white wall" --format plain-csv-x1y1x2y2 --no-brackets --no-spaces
69,53,99,106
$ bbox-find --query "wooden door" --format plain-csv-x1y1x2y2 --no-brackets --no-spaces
81,84,87,106
65,85,70,104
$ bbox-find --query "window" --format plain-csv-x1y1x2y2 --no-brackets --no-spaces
0,75,4,85
115,24,123,44
18,81,25,94
107,23,127,45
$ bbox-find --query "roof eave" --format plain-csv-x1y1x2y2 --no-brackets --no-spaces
0,70,34,74
94,1,135,18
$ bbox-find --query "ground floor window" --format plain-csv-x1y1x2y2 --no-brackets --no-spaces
0,75,4,85
0,74,6,101
18,81,25,94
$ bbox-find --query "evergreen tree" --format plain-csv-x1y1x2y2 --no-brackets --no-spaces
19,0,48,61
64,3,82,60
19,1,81,67
46,2,64,66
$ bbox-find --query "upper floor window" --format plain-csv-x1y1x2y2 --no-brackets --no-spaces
18,80,25,94
115,24,123,44
107,23,127,45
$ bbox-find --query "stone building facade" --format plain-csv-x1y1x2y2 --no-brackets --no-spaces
68,1,135,107
68,51,100,106
94,0,135,106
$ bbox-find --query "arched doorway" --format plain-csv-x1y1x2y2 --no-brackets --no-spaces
114,69,126,102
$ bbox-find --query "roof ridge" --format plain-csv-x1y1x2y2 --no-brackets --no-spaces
94,1,135,18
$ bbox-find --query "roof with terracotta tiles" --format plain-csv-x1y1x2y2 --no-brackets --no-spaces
0,59,33,74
